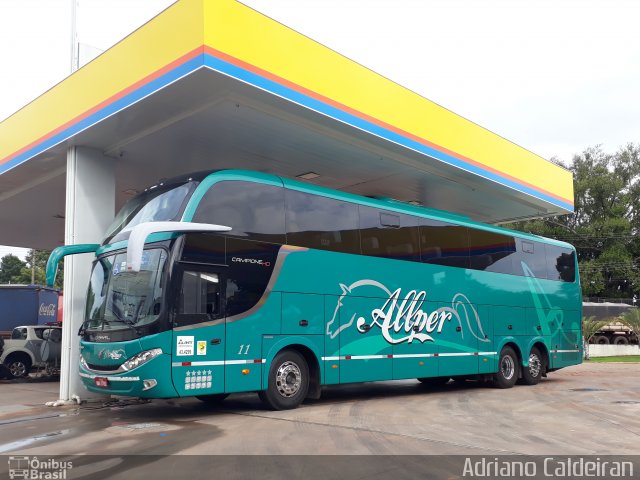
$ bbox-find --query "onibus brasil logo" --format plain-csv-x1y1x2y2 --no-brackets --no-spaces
326,279,490,344
8,456,72,479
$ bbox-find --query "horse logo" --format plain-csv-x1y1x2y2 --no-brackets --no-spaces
326,279,391,339
327,279,490,344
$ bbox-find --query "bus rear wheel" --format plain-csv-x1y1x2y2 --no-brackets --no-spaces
520,347,544,385
493,347,518,389
260,350,309,410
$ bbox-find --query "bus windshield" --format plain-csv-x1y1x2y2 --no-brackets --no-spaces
85,249,168,331
103,181,197,244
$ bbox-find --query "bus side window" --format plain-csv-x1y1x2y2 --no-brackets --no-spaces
225,238,280,317
359,206,420,262
192,180,286,244
516,239,547,278
285,190,359,254
420,219,470,268
179,271,220,317
468,229,517,275
545,245,576,282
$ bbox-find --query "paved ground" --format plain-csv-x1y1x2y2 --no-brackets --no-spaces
0,362,638,458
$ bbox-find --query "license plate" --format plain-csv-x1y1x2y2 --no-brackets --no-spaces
94,377,109,388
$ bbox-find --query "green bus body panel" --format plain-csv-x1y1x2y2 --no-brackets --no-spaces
80,331,178,398
77,170,582,398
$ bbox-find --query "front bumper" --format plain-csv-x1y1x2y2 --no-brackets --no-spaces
79,353,178,398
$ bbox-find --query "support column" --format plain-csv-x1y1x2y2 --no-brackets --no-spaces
57,146,115,403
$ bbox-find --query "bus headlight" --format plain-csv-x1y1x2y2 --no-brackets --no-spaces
79,355,88,370
121,348,163,371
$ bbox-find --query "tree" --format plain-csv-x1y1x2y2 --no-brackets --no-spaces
620,308,640,344
0,254,29,284
509,143,640,299
0,250,63,288
581,316,609,360
25,249,64,289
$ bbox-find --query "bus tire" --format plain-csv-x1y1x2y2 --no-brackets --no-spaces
594,335,609,345
520,347,544,386
493,346,518,389
417,376,450,387
260,350,309,410
613,336,629,345
196,394,229,404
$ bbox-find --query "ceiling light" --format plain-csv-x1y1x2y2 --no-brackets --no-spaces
296,172,320,180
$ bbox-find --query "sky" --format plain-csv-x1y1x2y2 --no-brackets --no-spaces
1,0,639,258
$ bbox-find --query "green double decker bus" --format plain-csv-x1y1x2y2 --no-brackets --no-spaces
48,169,582,410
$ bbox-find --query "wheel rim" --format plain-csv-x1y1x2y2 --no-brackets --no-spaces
275,361,302,398
500,355,515,380
9,361,26,377
528,353,541,378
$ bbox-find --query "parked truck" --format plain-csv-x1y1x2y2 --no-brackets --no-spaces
583,301,638,345
0,285,61,338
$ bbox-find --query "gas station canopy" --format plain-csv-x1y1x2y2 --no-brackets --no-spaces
0,0,573,250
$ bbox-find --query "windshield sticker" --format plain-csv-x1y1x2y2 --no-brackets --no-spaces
112,263,120,276
177,336,194,356
197,341,207,356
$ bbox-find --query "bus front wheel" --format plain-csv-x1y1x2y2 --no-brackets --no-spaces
493,347,518,389
260,350,309,410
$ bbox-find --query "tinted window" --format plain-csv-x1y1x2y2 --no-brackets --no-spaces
105,181,196,244
360,206,420,262
286,190,359,254
193,181,286,244
180,271,221,315
468,229,517,274
517,239,547,278
181,234,225,265
226,238,280,318
11,328,27,340
420,219,469,268
546,245,576,282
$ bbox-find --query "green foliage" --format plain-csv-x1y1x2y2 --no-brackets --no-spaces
620,308,640,335
0,250,63,289
0,254,30,284
586,356,640,363
509,143,640,298
582,316,610,342
581,315,611,359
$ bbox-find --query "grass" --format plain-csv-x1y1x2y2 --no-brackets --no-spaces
586,355,640,363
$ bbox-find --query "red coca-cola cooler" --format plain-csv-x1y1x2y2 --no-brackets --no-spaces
57,292,64,324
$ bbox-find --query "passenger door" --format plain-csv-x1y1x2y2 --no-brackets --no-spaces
172,266,226,396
